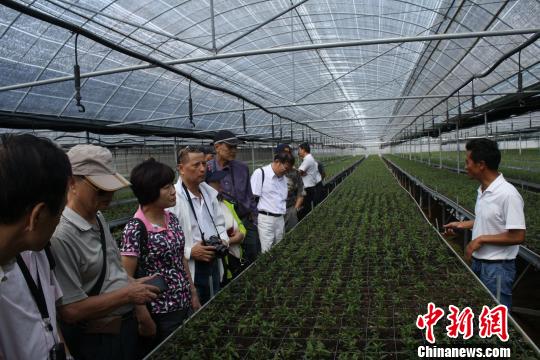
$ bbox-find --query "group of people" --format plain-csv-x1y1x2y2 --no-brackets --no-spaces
1,131,523,360
0,130,325,360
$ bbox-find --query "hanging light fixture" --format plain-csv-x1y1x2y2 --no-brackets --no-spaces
188,80,195,127
73,33,85,113
271,114,275,139
290,121,293,142
242,100,247,133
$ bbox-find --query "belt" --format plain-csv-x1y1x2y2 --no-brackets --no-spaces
258,210,282,217
472,257,514,264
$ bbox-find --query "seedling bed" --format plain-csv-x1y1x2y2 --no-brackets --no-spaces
148,157,538,359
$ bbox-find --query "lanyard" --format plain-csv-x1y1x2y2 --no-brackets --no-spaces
89,216,107,296
181,182,220,242
16,254,53,332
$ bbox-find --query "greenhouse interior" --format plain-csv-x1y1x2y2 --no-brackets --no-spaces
0,0,539,359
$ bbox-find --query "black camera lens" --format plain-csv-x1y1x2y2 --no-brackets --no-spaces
205,235,228,258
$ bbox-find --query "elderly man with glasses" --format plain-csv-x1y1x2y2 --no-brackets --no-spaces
207,130,260,264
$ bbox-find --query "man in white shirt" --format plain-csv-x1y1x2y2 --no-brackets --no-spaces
297,142,323,219
0,134,72,360
169,146,229,305
444,138,525,309
250,151,294,253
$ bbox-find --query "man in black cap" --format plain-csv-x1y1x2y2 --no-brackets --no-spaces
276,144,305,231
207,130,260,264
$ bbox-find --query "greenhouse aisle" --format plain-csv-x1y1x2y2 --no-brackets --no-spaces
148,157,537,359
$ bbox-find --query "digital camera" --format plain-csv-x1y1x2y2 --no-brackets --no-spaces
205,235,228,258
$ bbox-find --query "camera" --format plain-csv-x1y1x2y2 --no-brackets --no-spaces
49,343,66,360
204,235,228,258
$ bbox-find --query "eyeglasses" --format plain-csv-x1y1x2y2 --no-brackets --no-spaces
82,177,111,197
279,162,292,172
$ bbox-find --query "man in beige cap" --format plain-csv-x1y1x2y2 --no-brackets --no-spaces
50,144,160,360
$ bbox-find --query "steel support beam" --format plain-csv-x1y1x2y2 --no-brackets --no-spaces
105,91,539,128
1,27,538,93
217,0,309,52
194,114,430,134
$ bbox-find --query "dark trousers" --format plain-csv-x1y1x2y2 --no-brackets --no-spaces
194,260,220,305
153,309,190,341
137,308,190,358
240,218,261,265
299,182,323,219
75,316,138,360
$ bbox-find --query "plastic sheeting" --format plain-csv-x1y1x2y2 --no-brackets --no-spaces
0,0,539,144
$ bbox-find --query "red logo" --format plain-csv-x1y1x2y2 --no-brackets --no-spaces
417,304,509,343
446,305,474,340
478,305,509,342
416,302,445,343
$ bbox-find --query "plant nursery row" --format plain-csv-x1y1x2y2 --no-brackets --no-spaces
148,157,537,359
385,155,540,255
402,150,540,185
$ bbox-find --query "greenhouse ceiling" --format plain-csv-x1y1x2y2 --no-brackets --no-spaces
0,0,539,146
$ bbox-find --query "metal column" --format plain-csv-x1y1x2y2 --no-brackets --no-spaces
251,142,255,173
456,121,460,173
439,128,442,169
428,134,431,166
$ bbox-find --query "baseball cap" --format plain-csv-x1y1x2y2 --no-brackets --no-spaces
68,144,130,191
199,145,216,155
275,143,291,153
213,130,245,146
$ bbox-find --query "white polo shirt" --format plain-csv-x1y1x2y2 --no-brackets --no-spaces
0,260,14,283
472,174,526,260
298,153,322,188
0,250,62,360
250,164,287,215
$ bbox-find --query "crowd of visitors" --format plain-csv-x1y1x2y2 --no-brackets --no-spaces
0,133,525,359
0,130,325,359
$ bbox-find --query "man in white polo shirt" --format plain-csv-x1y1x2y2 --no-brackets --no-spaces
250,151,295,253
0,134,72,360
297,142,322,220
444,138,525,309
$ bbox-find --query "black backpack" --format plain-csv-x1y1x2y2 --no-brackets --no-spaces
126,218,149,278
317,161,326,180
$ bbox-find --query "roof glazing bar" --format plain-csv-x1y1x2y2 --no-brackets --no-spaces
47,0,211,51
